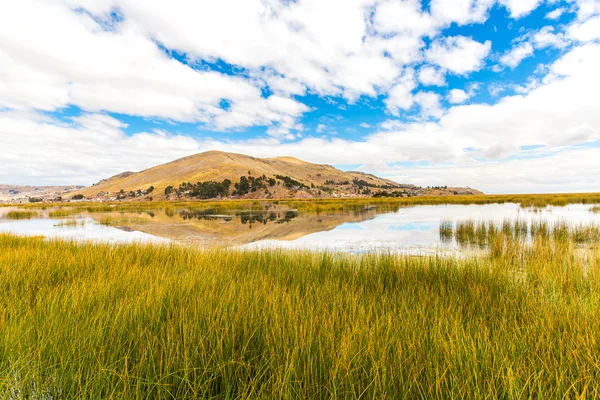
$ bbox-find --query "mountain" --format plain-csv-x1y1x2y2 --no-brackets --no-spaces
74,151,481,200
0,184,84,203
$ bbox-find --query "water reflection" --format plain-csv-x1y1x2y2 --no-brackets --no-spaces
1,203,600,253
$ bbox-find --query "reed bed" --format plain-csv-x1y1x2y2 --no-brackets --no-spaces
53,219,85,228
3,210,38,220
442,218,600,247
439,219,453,241
2,230,600,398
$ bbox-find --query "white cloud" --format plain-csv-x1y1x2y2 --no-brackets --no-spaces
429,0,495,26
0,0,311,137
384,70,417,115
532,26,569,48
499,0,543,18
546,8,566,19
572,0,600,20
4,40,600,195
426,36,492,74
414,92,443,118
568,16,600,41
382,147,600,194
360,123,371,128
374,0,436,37
2,0,600,194
418,66,446,86
500,42,534,68
448,89,470,104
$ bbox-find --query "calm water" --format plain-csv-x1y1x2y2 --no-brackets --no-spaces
1,203,599,254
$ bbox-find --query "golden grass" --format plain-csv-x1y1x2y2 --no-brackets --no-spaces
3,210,38,220
1,229,600,398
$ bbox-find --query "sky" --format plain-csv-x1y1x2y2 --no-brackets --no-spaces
1,0,600,193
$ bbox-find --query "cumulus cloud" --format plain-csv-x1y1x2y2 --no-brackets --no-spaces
447,89,470,104
546,8,566,19
500,42,534,68
4,38,600,194
0,0,311,137
414,92,443,118
426,36,492,74
532,26,570,48
499,0,543,18
418,66,446,86
382,147,600,194
1,0,599,194
384,70,417,115
569,16,600,41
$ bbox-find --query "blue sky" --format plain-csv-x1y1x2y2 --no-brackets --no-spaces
1,0,600,193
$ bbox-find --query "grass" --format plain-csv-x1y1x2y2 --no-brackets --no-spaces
3,211,38,220
439,219,453,242
443,218,600,247
591,205,600,213
1,228,600,398
53,219,85,228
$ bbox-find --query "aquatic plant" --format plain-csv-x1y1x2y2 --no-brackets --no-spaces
439,219,453,242
2,231,600,398
4,210,38,220
443,218,600,249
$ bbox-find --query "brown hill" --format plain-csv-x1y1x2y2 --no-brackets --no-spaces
76,150,481,200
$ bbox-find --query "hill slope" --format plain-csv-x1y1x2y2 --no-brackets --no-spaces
76,151,480,200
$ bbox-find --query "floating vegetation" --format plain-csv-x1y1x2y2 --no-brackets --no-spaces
439,220,453,242
53,219,85,228
441,218,600,247
591,205,600,213
4,210,38,220
96,217,149,226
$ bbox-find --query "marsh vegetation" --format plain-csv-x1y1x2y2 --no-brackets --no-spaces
4,210,38,220
2,220,600,398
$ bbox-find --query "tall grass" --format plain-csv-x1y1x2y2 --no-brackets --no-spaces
443,218,600,247
3,210,38,220
1,231,600,398
439,219,453,242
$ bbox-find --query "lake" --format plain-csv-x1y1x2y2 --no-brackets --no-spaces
1,203,600,254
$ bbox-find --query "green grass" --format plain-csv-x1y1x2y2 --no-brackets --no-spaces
1,229,600,398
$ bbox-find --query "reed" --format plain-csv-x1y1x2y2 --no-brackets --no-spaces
4,210,38,220
2,228,600,398
53,219,85,227
443,218,600,248
439,219,453,242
